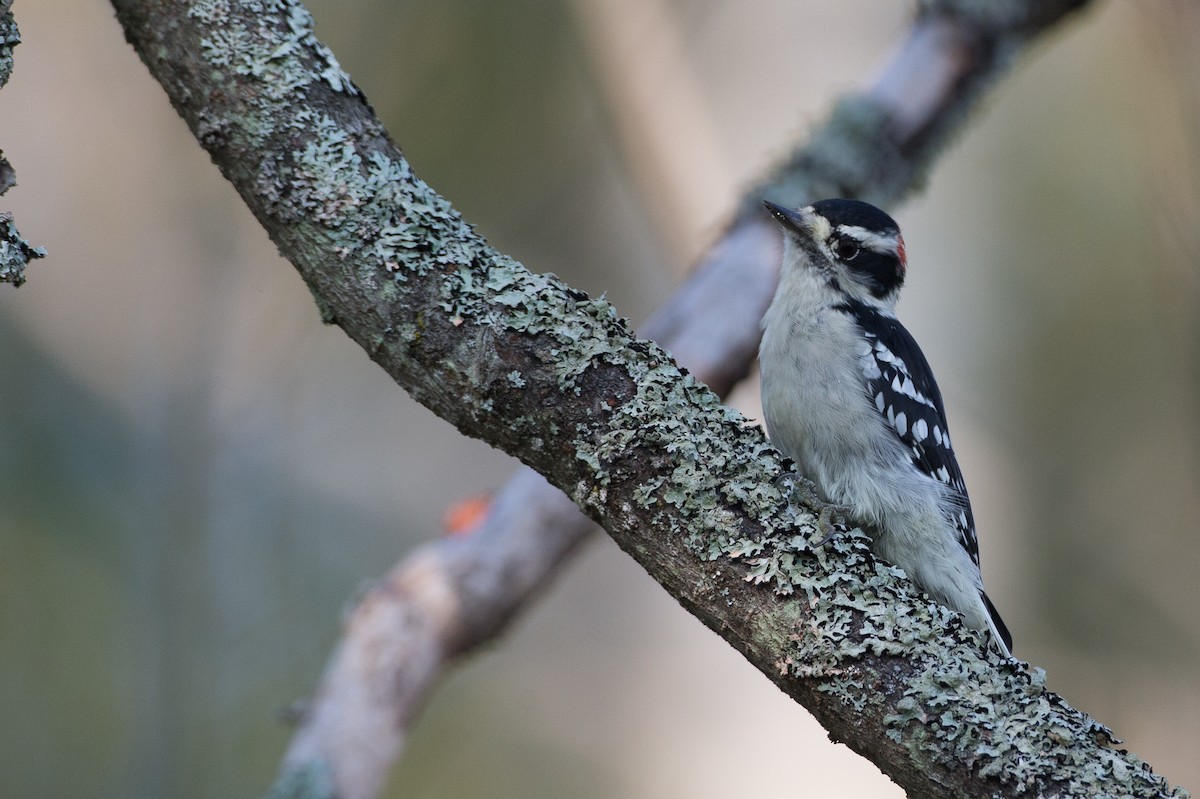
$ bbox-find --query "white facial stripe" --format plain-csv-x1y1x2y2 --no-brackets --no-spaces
798,210,902,309
836,224,900,256
802,207,832,241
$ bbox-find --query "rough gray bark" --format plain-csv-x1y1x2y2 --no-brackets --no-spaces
0,4,43,286
274,214,779,799
106,1,1186,798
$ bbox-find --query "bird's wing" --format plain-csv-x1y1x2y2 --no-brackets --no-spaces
837,301,979,565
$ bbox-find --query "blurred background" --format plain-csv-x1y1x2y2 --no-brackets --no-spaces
1,0,1198,796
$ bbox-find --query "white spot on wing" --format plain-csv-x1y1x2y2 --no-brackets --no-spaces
912,418,927,442
860,358,881,380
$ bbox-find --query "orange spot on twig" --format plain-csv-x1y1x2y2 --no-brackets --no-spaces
442,493,492,537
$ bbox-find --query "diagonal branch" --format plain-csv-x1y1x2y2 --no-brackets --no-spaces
273,215,779,799
108,1,1184,798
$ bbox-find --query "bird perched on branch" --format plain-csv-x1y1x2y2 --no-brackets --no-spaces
759,198,1011,655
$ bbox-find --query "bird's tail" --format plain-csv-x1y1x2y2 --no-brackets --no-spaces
982,592,1013,656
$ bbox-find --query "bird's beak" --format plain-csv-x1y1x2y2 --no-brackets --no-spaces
763,200,815,236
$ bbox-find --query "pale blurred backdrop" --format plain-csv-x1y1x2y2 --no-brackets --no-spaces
2,1,1199,797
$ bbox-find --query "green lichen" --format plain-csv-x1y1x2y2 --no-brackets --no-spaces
0,9,41,286
189,0,354,103
878,651,1187,796
250,100,475,286
0,7,18,88
559,333,1184,795
0,211,43,287
439,261,630,392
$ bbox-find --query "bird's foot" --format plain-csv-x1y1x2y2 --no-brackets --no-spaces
811,502,853,547
773,470,852,547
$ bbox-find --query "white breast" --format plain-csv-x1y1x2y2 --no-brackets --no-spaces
759,263,895,500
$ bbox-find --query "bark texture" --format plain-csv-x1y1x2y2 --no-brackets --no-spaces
0,5,43,286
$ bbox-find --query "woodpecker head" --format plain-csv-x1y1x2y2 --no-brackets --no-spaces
763,198,907,307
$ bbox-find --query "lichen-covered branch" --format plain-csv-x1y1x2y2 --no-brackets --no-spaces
0,5,45,287
0,1,15,87
110,1,1183,798
273,218,781,799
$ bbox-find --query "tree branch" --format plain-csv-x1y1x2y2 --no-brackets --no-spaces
108,1,1184,797
0,4,44,287
273,216,779,799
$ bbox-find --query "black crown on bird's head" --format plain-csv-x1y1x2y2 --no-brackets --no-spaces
764,198,907,302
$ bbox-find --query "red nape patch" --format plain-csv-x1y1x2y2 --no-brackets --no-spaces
896,235,907,273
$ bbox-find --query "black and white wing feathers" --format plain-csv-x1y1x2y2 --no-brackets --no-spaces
836,300,979,565
841,300,1014,652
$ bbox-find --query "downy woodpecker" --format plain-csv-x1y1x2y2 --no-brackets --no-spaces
759,198,1012,655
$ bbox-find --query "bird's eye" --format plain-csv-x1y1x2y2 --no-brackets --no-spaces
832,237,860,261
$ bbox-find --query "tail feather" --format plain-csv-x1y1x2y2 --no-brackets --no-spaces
982,592,1013,655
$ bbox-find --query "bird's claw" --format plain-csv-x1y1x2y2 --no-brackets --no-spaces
811,502,853,547
774,469,852,547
